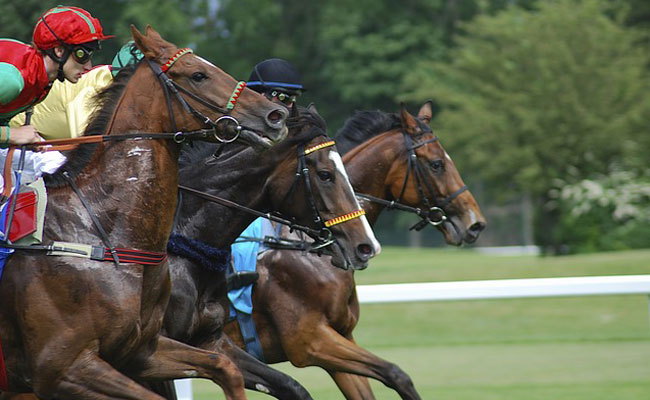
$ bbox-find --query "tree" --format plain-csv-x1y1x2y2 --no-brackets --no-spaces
403,0,650,251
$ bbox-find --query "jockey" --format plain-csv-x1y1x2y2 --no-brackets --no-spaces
10,41,142,139
0,5,112,145
247,58,305,107
0,6,111,254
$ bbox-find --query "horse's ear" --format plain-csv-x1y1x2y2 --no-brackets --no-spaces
417,100,433,124
307,102,318,115
290,102,299,118
399,103,418,135
131,24,164,60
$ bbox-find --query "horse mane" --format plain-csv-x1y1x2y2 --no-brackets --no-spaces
334,110,402,156
43,63,140,187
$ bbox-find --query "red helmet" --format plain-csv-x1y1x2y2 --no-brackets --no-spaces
32,6,113,50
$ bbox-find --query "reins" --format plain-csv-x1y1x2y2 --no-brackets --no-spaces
177,185,334,247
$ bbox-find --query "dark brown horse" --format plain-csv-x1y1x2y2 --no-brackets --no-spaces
224,103,486,399
155,104,380,400
0,26,289,400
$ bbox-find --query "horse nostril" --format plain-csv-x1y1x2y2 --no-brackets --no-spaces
469,221,486,234
266,108,287,126
356,243,375,261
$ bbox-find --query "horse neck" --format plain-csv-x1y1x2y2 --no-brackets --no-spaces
342,130,404,225
76,72,181,252
176,146,291,249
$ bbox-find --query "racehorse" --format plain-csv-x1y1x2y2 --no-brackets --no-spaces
223,102,486,400
154,104,380,399
0,26,289,400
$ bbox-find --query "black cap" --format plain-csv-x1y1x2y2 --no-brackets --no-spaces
247,58,305,95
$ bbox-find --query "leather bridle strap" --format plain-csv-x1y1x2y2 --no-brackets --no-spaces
177,184,329,241
357,132,468,231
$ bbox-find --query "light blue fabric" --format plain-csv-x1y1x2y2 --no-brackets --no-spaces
229,218,264,315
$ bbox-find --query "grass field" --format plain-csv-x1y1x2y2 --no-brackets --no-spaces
190,247,650,399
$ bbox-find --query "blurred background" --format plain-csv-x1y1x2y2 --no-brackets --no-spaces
5,0,648,254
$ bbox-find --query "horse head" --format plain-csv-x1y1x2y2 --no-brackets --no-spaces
386,102,486,245
127,25,288,151
269,104,381,270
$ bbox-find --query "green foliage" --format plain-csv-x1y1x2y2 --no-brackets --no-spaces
403,0,650,251
405,0,650,199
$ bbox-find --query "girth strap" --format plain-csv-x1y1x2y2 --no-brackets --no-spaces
45,241,166,264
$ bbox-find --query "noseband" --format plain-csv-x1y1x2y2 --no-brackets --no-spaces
147,48,248,144
357,131,467,231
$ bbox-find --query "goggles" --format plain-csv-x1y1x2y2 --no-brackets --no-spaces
71,45,94,64
266,90,296,105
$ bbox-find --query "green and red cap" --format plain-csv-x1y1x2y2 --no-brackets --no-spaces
32,6,113,50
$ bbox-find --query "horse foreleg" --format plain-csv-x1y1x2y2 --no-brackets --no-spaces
215,335,313,400
327,372,374,400
130,335,246,400
283,324,421,400
39,350,165,400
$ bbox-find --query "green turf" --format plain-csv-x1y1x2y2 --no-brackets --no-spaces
190,247,650,399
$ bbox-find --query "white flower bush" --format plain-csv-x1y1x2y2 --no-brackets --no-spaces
556,170,650,222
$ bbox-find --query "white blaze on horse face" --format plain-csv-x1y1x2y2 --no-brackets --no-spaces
328,150,381,255
445,150,452,162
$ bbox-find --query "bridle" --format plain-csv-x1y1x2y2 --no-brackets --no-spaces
278,139,366,250
146,47,249,144
356,131,467,231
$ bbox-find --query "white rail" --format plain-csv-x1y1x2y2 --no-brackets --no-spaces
175,274,650,397
356,275,650,303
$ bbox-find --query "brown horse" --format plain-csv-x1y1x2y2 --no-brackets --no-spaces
153,104,380,400
0,26,288,400
224,102,486,399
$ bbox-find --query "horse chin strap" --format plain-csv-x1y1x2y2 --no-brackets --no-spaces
357,131,467,231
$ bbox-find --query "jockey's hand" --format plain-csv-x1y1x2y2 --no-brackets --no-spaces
9,125,44,146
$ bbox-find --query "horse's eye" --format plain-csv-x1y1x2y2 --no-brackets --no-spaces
317,170,333,182
430,160,444,171
191,72,207,82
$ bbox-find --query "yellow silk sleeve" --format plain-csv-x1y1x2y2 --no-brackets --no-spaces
9,65,113,139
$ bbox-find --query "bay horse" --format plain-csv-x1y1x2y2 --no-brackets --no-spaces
154,104,380,400
0,25,289,400
223,102,486,399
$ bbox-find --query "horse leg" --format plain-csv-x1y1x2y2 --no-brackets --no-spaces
327,372,374,400
130,335,246,400
34,350,165,400
283,324,421,400
216,335,313,400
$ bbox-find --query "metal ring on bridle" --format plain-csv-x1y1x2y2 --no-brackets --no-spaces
173,132,185,144
427,206,447,226
214,115,242,143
